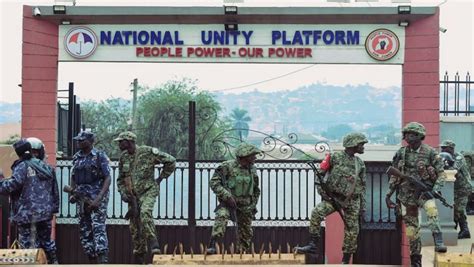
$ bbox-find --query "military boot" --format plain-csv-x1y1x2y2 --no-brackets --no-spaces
458,218,471,239
433,232,447,253
295,234,320,254
342,253,351,264
410,254,422,267
97,252,108,264
46,251,59,264
133,253,145,264
149,238,161,254
88,255,98,264
206,237,218,255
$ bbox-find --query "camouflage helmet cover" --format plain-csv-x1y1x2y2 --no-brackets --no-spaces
402,122,426,136
114,131,137,142
235,143,261,158
440,139,456,148
342,132,368,148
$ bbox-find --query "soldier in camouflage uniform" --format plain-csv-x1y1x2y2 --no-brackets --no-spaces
206,143,261,254
295,132,367,264
70,131,111,264
440,140,472,239
115,131,176,264
385,122,447,267
0,138,59,264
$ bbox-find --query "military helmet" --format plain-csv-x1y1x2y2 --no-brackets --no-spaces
73,131,95,142
402,122,426,136
12,139,32,157
27,137,44,150
27,137,46,160
114,131,137,142
440,139,455,148
342,132,368,148
235,143,261,158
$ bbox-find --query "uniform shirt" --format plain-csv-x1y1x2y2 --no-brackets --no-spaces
117,145,176,196
72,148,111,197
210,159,260,206
325,151,366,209
390,143,446,204
0,159,59,224
454,152,472,191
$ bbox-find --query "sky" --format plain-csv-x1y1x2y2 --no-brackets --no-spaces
0,0,473,103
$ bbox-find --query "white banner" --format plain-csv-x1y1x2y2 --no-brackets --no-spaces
59,24,405,64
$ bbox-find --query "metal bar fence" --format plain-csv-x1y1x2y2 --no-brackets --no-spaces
55,159,394,226
440,72,473,116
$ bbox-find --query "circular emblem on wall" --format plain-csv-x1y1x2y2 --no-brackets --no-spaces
365,29,400,61
64,27,98,59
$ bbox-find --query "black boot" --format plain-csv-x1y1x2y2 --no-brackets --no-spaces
295,234,320,254
206,237,218,255
46,251,59,264
133,253,145,264
88,255,98,264
433,232,447,253
458,218,471,239
149,238,161,254
97,252,108,264
342,253,351,264
410,254,422,267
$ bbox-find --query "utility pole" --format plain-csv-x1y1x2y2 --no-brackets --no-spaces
131,78,138,131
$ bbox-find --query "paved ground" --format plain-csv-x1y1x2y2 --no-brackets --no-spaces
422,215,474,266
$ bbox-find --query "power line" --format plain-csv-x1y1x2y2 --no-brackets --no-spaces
213,64,317,92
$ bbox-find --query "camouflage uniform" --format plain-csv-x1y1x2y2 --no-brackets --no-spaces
0,140,59,264
440,140,472,238
311,133,367,254
72,134,111,259
208,143,261,252
387,122,447,264
115,131,176,256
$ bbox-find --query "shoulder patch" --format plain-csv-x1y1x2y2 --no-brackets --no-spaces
152,148,159,155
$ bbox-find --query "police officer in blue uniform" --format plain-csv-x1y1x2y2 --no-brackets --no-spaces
0,138,59,264
70,131,111,264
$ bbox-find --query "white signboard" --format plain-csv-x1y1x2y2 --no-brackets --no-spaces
58,24,405,64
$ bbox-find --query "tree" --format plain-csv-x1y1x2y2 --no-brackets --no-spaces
135,78,230,160
81,98,131,158
229,107,251,141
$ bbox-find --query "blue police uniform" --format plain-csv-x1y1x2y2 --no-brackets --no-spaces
72,148,111,259
0,158,59,263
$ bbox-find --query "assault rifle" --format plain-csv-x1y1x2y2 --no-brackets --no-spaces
63,185,95,214
306,161,348,227
386,166,453,209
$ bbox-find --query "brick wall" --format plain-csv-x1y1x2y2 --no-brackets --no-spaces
21,5,58,165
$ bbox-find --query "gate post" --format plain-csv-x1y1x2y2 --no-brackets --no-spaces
188,101,196,250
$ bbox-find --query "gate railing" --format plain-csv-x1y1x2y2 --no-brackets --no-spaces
440,72,473,116
56,159,394,227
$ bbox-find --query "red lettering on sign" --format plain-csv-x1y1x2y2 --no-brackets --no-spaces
268,47,312,58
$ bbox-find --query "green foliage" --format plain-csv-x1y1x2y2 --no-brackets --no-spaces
81,98,131,158
229,107,251,141
135,78,230,160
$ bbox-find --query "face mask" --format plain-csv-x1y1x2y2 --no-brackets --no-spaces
405,133,422,144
